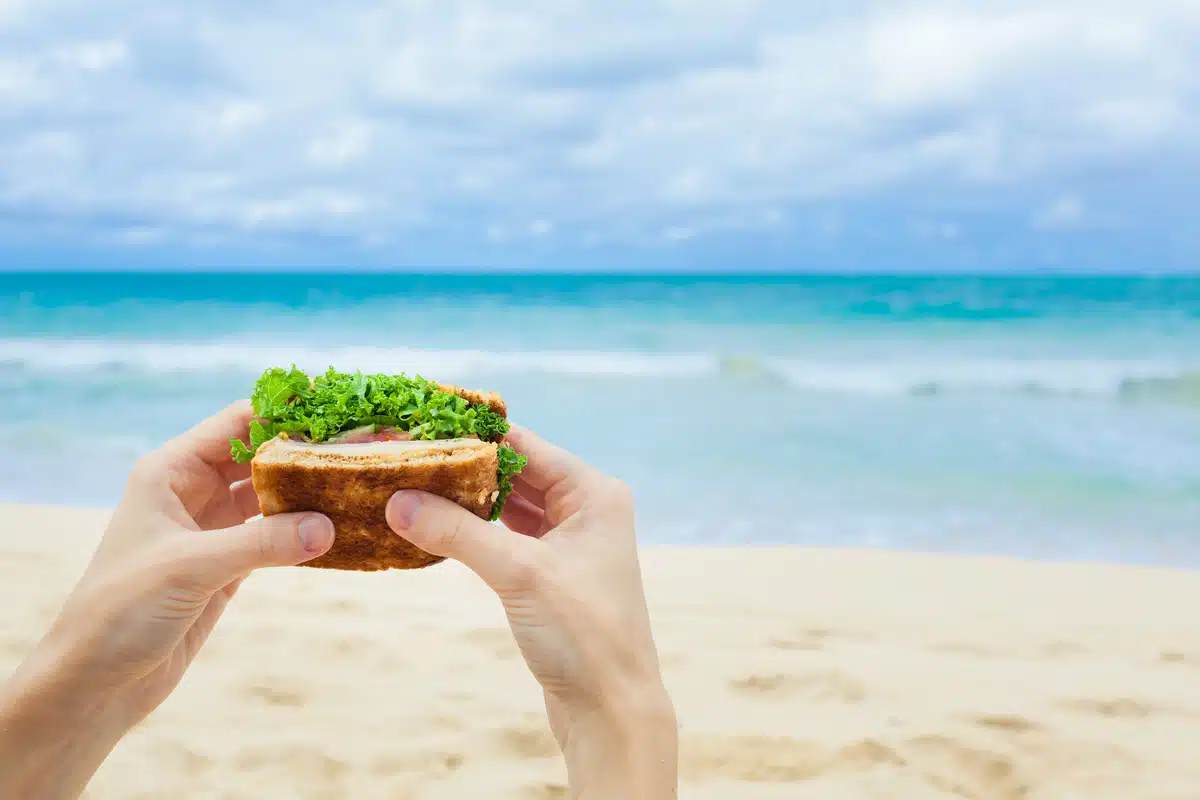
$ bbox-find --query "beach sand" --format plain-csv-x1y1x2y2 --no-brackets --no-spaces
3,505,1200,798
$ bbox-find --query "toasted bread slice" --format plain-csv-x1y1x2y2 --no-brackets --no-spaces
251,437,500,571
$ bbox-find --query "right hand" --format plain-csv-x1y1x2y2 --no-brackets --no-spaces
386,426,678,798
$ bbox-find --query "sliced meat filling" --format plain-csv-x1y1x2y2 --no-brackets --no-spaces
325,425,415,444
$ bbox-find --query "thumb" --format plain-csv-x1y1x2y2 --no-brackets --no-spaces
173,513,335,591
387,491,537,591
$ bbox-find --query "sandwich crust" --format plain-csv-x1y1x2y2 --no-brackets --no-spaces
251,438,500,571
438,382,508,420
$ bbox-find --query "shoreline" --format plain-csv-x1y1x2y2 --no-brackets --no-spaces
4,503,1200,797
9,501,1198,572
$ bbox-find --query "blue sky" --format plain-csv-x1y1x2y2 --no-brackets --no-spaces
0,1,1198,272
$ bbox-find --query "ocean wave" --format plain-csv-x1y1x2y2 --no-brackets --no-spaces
1117,373,1200,406
0,339,716,379
0,339,1195,404
750,357,1197,402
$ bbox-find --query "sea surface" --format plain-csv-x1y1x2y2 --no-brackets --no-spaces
1,273,1198,565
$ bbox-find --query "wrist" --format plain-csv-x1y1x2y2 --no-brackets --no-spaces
1,643,131,799
563,683,678,800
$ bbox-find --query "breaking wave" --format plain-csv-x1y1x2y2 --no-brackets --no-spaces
0,339,1195,405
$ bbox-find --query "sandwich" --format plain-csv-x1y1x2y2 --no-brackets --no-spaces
230,366,527,571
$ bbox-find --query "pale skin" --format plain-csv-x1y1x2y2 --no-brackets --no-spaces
0,402,678,799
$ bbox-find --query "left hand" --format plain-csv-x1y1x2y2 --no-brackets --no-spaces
0,402,334,799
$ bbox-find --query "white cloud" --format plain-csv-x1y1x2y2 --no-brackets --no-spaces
53,40,128,71
111,225,166,246
0,0,26,26
865,10,1065,110
0,59,36,99
1081,97,1187,144
1035,196,1087,230
0,0,1195,262
663,167,711,204
241,190,364,228
1032,194,1126,232
487,218,555,242
913,220,961,241
217,101,267,131
306,120,373,168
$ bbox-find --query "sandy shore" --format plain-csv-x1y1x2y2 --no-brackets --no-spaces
3,505,1200,798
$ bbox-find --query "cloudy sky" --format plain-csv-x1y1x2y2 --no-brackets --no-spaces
1,0,1197,271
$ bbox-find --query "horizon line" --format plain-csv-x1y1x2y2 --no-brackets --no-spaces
2,267,1199,279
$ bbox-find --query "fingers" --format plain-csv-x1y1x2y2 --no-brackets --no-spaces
504,426,596,494
223,460,253,484
230,479,261,521
511,475,546,510
164,401,256,483
180,587,237,662
169,513,334,592
387,491,538,592
499,493,548,539
220,576,246,601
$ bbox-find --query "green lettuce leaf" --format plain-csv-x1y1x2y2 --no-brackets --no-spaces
250,365,312,418
491,444,528,521
472,407,510,441
230,438,253,463
230,419,307,464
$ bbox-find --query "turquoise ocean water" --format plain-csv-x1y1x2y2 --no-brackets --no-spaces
1,273,1198,565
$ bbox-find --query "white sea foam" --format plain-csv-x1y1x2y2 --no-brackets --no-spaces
0,339,716,379
755,357,1196,399
0,338,1194,402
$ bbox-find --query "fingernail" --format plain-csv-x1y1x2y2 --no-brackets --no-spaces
387,492,421,530
298,514,334,553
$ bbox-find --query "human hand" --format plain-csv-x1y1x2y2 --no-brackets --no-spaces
0,402,334,799
386,426,678,799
